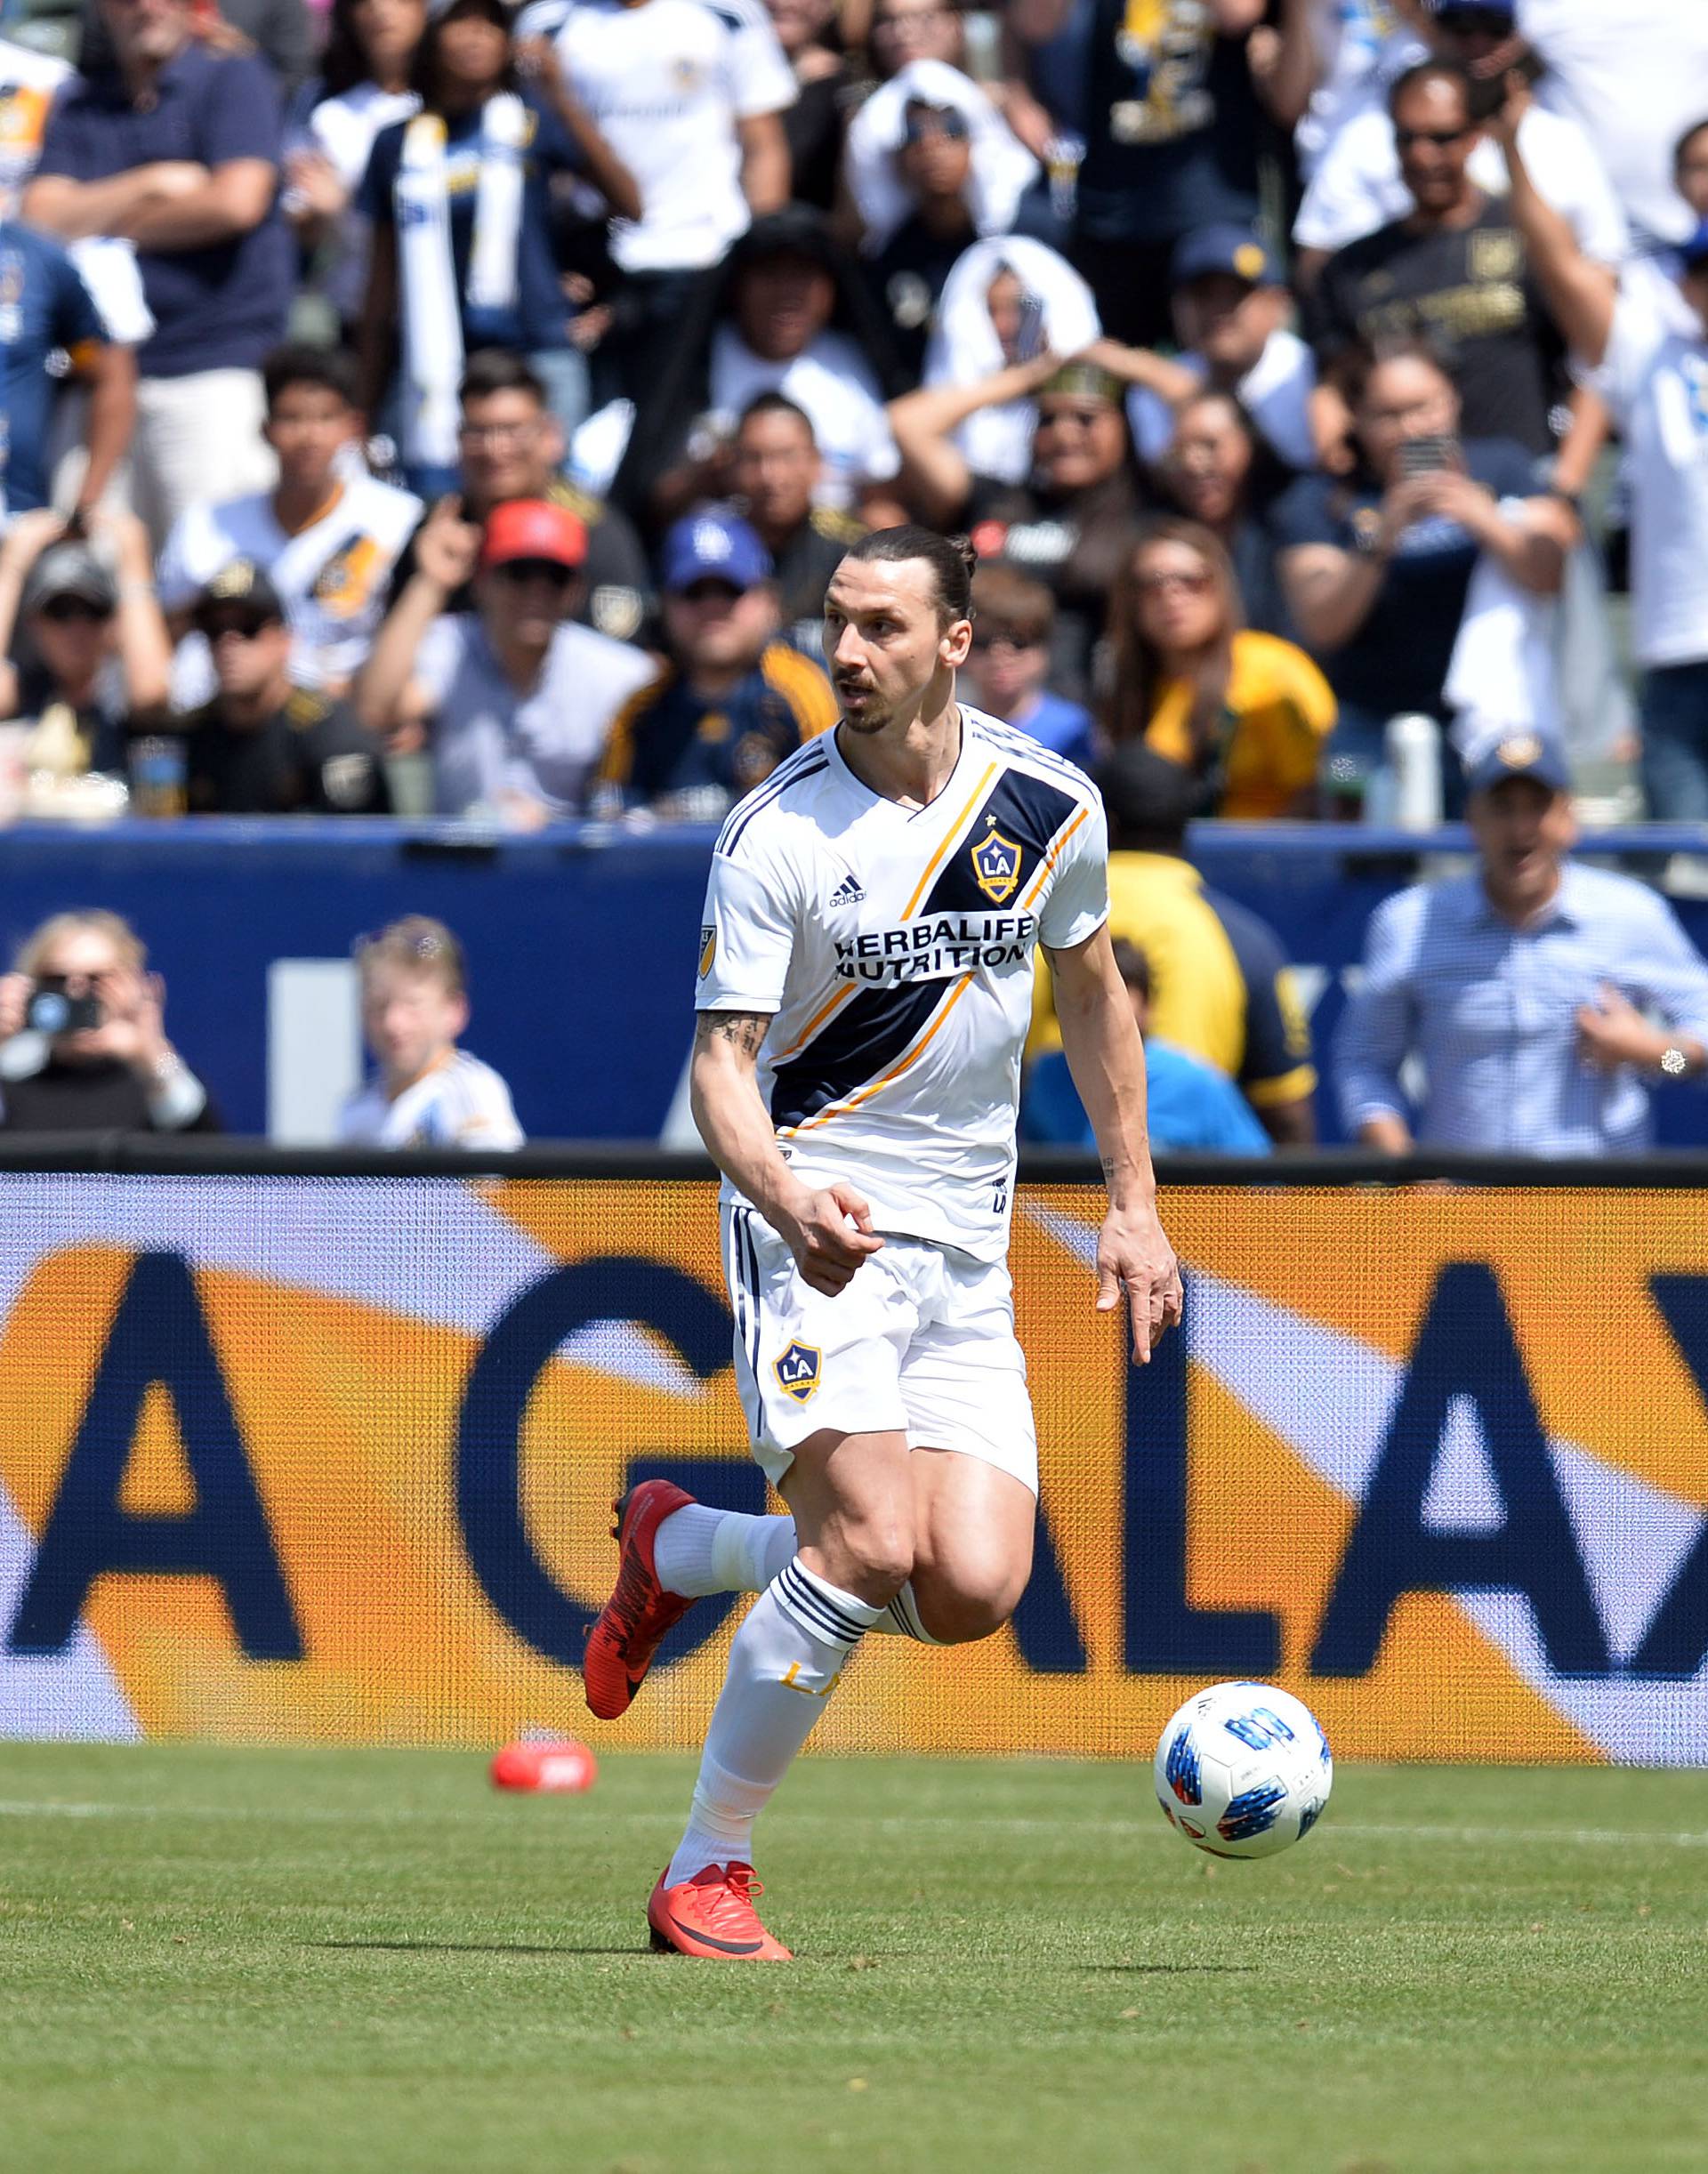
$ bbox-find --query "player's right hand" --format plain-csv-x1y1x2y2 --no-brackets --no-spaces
780,1183,885,1296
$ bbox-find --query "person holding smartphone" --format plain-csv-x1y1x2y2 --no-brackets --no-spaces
1272,334,1575,813
0,911,219,1132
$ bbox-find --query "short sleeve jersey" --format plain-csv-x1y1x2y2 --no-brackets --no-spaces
552,0,796,275
0,221,106,514
697,705,1108,1260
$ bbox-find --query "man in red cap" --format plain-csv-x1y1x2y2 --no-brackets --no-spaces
355,495,657,824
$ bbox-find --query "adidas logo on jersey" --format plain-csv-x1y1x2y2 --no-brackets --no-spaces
829,872,866,906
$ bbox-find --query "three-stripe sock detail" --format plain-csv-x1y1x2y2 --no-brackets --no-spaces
774,1558,884,1652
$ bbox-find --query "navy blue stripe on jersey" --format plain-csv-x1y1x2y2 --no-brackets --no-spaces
975,718,1096,796
737,1210,763,1391
716,750,829,858
920,763,1079,918
768,971,957,1131
728,1208,761,1422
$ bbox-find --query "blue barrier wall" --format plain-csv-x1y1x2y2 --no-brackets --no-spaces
4,818,1706,1142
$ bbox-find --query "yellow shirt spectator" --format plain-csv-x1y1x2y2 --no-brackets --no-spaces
1143,629,1337,820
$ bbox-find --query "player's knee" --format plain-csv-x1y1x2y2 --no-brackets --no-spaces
914,1562,1026,1646
810,1517,914,1604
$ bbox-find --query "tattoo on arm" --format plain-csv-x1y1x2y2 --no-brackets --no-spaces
695,1011,769,1059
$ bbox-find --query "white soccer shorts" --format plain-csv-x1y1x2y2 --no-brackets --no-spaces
719,1202,1039,1495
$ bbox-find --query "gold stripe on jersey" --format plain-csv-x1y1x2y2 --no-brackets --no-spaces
775,977,858,1060
780,971,975,1135
898,761,1000,918
1020,805,1092,909
771,756,1002,1067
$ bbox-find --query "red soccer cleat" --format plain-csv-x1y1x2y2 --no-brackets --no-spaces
647,1864,794,1961
583,1479,698,1720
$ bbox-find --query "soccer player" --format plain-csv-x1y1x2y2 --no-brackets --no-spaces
585,526,1181,1961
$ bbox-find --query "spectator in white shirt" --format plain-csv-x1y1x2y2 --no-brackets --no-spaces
617,205,907,527
156,343,422,706
1512,0,1708,249
1495,90,1708,817
285,0,425,335
548,0,796,400
341,915,524,1147
1293,0,1626,280
355,494,657,820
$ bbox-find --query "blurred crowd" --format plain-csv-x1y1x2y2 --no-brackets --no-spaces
0,0,1700,831
2,0,1708,1154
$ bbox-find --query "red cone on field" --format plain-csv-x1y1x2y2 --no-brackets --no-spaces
490,1738,598,1793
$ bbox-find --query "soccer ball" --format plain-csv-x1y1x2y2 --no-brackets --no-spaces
1153,1682,1332,1860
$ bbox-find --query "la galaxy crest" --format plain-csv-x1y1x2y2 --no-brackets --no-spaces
698,924,717,978
772,1340,822,1405
971,817,1023,906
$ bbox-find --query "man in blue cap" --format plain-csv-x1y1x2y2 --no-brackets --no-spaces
1494,87,1708,818
1335,733,1708,1155
592,508,836,818
1113,222,1317,471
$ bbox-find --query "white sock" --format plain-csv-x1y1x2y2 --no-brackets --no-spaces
665,1558,884,1885
654,1503,796,1598
654,1505,943,1641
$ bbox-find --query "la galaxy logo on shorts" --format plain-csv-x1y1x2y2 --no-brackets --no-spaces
971,818,1023,906
772,1340,822,1405
698,924,716,978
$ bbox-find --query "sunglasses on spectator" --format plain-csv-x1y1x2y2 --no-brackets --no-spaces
675,577,745,603
38,595,113,624
200,610,278,640
1395,125,1472,149
1136,568,1213,598
1433,6,1512,33
971,629,1044,652
493,558,576,586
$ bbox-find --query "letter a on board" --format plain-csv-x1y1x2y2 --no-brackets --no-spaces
7,1252,302,1660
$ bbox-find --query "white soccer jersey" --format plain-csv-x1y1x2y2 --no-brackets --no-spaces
340,1051,524,1149
157,471,424,705
552,0,796,275
697,705,1108,1260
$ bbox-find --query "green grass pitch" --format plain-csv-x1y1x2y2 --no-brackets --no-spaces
2,1746,1705,2174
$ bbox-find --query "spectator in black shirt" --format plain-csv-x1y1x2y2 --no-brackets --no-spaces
888,350,1143,703
176,561,391,813
766,0,852,211
1012,0,1310,348
0,911,219,1133
729,394,866,660
1305,61,1566,467
865,97,979,376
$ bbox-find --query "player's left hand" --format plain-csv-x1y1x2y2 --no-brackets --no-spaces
1096,1199,1183,1366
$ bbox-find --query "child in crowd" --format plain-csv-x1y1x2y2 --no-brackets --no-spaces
340,914,524,1147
